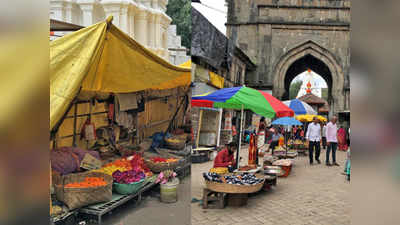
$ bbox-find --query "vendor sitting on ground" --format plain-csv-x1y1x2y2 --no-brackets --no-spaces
213,142,237,169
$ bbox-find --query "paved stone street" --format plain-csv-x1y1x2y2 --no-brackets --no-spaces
191,146,350,225
96,177,190,225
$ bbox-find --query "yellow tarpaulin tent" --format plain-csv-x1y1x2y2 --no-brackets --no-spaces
50,16,191,131
209,71,224,89
179,60,191,69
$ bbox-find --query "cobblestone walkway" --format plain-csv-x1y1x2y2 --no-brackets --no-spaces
191,146,350,225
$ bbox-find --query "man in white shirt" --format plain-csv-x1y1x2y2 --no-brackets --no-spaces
306,117,322,164
325,116,339,166
322,123,327,149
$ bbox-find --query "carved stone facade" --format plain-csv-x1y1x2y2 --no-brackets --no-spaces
50,0,174,60
226,0,350,114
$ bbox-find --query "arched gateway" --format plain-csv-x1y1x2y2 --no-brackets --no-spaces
226,0,350,115
273,41,345,113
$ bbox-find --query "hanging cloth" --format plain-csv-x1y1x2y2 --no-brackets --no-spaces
80,118,96,141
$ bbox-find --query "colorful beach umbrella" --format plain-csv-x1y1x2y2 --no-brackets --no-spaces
283,99,317,115
192,86,294,118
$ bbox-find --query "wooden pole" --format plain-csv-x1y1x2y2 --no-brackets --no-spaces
196,109,203,148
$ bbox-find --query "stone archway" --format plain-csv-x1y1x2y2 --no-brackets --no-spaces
273,41,345,114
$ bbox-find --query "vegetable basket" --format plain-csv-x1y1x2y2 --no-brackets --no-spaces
205,174,265,194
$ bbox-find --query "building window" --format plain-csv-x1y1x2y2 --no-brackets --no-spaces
236,66,242,85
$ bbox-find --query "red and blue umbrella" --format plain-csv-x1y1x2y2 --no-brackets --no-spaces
282,99,317,115
192,86,294,118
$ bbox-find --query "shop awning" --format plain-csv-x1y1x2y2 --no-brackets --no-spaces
209,71,224,89
50,16,191,131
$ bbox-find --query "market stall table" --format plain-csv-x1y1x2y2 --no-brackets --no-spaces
79,181,157,224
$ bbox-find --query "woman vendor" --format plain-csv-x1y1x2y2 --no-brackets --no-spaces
213,142,237,170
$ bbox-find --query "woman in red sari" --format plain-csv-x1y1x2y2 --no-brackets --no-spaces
338,127,348,151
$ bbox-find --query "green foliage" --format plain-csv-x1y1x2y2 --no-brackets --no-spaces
289,81,303,99
166,0,192,51
321,88,329,100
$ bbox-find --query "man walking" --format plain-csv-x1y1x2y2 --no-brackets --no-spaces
326,116,339,166
306,117,322,164
322,123,327,149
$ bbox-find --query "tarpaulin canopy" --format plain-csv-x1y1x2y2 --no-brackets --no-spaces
192,86,294,118
179,60,191,69
50,16,191,131
209,71,224,89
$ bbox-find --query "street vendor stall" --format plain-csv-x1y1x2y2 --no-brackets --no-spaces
271,117,302,158
50,16,191,224
192,86,293,208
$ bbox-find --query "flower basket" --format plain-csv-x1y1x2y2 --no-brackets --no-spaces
113,179,146,195
54,172,112,210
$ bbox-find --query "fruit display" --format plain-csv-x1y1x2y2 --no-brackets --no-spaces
203,173,264,185
209,167,228,174
65,177,107,188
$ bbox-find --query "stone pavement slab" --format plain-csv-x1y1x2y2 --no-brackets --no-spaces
191,146,350,225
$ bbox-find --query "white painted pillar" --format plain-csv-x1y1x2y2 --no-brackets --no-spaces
151,0,158,9
135,9,148,47
119,5,129,34
102,3,121,29
64,1,74,23
154,14,161,49
78,3,94,27
148,14,155,48
50,1,66,21
129,7,136,39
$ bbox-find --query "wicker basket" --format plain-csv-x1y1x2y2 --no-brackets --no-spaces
205,174,265,194
144,159,180,173
54,172,113,210
164,138,186,150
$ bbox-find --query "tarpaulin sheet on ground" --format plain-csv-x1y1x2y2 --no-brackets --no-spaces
50,17,191,130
